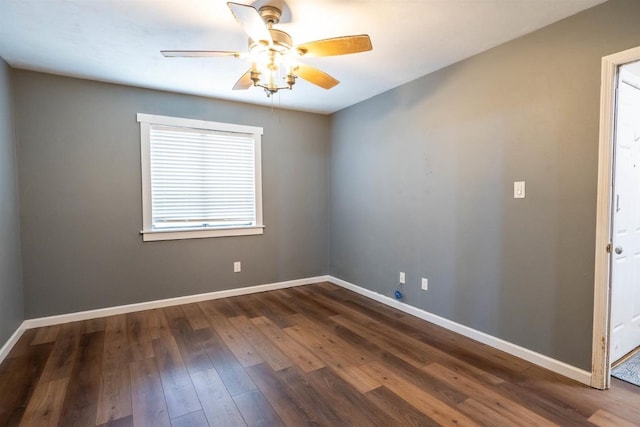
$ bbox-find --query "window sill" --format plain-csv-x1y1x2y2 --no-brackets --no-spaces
141,225,264,241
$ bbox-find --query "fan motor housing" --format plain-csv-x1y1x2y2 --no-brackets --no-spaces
249,29,292,52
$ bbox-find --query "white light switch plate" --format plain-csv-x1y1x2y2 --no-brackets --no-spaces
514,181,525,199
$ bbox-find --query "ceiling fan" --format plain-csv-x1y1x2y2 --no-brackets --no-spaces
161,2,373,97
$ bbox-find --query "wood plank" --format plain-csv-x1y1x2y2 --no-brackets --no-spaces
37,323,79,382
126,311,154,361
226,295,263,319
423,362,556,426
457,398,519,426
244,294,295,328
283,323,380,393
96,315,133,425
355,342,468,408
5,329,37,359
39,321,82,383
281,288,339,322
180,303,211,331
163,307,213,374
244,363,318,426
304,367,398,427
200,327,257,397
589,409,639,427
313,285,408,321
233,389,284,427
30,324,61,346
331,310,506,393
152,336,201,419
260,292,297,318
205,313,263,368
250,316,325,373
147,309,172,341
96,415,134,427
129,357,171,427
332,287,532,377
516,365,640,421
58,331,104,426
19,378,69,427
191,368,246,427
360,361,480,426
170,410,209,427
288,313,371,366
228,315,293,371
365,385,441,427
315,281,341,291
82,317,106,335
318,289,531,383
199,299,264,369
0,342,53,426
205,298,243,318
247,363,343,426
492,374,596,425
330,313,433,368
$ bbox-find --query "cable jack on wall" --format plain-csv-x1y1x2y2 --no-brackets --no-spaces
394,283,404,300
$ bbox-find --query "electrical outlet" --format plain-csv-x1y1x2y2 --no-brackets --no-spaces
421,277,428,290
234,261,241,273
399,272,406,284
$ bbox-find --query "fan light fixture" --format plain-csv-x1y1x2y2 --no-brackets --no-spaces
246,7,296,96
161,2,373,97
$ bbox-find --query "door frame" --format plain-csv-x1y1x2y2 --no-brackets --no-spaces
592,45,640,390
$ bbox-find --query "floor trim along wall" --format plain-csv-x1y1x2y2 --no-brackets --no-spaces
328,276,593,387
1,274,592,387
0,276,328,365
22,276,329,330
0,324,26,364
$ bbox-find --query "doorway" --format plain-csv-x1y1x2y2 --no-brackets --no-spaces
609,64,640,365
592,46,640,390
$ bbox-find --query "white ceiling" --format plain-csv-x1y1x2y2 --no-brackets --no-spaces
0,0,606,114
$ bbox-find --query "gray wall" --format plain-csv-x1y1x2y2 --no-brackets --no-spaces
0,59,24,344
13,71,330,318
329,0,640,370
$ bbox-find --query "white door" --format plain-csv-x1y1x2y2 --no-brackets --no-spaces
610,68,640,363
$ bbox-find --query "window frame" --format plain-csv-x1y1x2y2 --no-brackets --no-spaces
137,113,264,241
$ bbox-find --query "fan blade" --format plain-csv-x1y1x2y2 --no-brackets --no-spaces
227,2,272,45
233,69,254,90
294,64,339,90
161,50,242,58
296,35,372,57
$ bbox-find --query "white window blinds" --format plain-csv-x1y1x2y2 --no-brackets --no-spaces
138,113,263,241
150,125,256,230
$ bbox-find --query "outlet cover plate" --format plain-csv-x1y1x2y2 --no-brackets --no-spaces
514,181,525,199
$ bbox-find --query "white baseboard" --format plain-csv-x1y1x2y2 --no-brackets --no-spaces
327,276,592,386
0,323,26,365
4,273,592,387
22,275,331,330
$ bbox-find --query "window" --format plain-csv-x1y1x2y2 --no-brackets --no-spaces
137,113,263,241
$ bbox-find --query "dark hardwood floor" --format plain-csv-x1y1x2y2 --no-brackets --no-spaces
1,282,639,426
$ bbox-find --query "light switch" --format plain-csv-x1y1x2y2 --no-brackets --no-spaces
514,181,525,199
